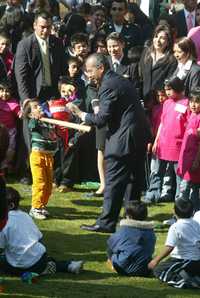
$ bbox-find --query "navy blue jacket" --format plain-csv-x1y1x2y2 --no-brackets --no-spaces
107,219,156,276
85,70,151,158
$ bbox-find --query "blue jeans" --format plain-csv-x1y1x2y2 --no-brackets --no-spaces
179,179,200,212
145,159,180,202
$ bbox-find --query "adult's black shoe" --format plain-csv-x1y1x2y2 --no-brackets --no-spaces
80,224,114,233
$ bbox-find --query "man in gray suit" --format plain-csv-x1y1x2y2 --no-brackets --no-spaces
14,10,67,104
14,11,67,177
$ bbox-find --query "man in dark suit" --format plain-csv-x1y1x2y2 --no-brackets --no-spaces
68,53,150,233
171,0,198,37
14,10,67,104
106,32,138,83
14,11,67,182
101,0,141,50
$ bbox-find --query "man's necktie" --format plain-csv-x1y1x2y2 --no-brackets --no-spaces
113,62,119,72
187,13,193,32
41,40,51,86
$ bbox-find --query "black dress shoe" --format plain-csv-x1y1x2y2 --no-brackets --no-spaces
80,224,114,233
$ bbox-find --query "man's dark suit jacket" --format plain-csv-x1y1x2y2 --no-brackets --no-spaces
172,9,198,38
107,55,135,79
107,55,140,95
85,70,150,158
0,56,7,83
14,33,67,102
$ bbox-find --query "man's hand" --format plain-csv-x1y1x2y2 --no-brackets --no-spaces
67,103,82,118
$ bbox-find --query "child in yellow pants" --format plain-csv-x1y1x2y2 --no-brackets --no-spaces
23,99,57,220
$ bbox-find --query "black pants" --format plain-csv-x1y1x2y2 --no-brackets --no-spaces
54,130,98,186
154,258,200,279
96,153,145,231
0,253,71,276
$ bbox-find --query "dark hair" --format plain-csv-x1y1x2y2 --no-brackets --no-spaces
0,124,9,164
6,187,21,210
158,15,177,32
175,37,197,61
0,81,12,94
34,10,52,22
71,32,89,48
63,13,86,45
164,77,185,93
22,98,38,118
127,3,152,26
0,31,10,43
86,53,110,72
144,24,174,64
111,0,127,9
77,2,92,15
58,76,77,91
152,24,173,53
189,87,200,102
91,32,107,53
67,56,81,67
106,32,124,44
174,198,194,218
125,201,148,221
92,4,107,15
127,46,143,63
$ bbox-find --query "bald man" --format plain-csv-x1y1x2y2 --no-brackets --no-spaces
68,53,151,233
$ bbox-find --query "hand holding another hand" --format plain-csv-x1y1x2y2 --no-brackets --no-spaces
67,103,82,118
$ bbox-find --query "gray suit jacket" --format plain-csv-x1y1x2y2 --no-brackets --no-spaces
14,33,67,102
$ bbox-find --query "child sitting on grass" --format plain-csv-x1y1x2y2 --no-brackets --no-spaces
107,201,156,276
148,199,200,288
0,187,84,276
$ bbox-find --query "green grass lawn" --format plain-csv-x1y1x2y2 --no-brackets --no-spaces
1,182,199,298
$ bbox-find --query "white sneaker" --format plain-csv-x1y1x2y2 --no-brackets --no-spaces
163,217,176,226
68,261,84,274
29,208,47,220
41,208,50,216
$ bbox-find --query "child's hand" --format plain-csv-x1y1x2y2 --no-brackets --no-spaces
147,143,152,154
148,259,158,270
68,142,74,148
152,141,158,155
106,259,115,271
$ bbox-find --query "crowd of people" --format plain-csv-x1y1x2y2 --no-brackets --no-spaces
0,0,200,289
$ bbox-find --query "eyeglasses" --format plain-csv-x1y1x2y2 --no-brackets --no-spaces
111,7,124,11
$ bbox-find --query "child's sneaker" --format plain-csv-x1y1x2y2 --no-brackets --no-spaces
68,261,84,274
41,208,50,217
29,208,46,220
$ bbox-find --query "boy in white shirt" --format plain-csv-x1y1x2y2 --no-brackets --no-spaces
0,187,84,275
148,198,200,288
